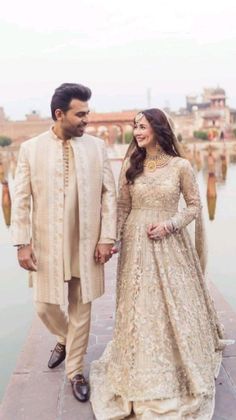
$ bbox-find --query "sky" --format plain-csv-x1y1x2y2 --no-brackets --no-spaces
0,0,236,120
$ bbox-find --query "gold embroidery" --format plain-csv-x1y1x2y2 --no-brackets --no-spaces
90,156,227,419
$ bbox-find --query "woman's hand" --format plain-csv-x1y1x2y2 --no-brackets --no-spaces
147,222,172,241
110,240,121,255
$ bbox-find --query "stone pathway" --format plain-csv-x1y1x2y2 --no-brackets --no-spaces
0,255,236,419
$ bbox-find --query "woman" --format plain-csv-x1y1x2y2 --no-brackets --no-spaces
90,108,228,419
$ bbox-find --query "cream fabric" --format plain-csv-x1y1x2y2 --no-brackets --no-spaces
36,278,91,378
123,132,207,274
11,129,117,304
90,157,229,419
62,141,80,280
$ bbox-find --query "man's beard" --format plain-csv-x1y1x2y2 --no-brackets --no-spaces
65,124,87,138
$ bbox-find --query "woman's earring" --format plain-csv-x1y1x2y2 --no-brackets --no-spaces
156,143,162,153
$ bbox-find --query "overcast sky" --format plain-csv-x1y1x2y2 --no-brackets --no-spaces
0,0,236,119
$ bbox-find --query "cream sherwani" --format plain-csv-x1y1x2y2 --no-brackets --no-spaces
11,129,117,304
11,128,117,378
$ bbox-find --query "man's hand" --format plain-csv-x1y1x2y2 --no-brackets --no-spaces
17,245,37,271
94,243,114,264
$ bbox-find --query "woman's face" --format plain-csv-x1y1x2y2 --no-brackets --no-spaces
133,114,156,150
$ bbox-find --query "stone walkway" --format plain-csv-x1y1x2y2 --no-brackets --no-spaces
0,254,236,419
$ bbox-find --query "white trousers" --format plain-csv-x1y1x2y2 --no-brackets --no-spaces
35,277,91,379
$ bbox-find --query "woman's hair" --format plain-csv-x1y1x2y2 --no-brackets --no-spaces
126,108,181,184
51,83,92,121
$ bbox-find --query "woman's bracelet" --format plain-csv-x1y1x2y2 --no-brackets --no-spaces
163,220,178,234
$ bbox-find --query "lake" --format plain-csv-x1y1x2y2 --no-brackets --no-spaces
0,142,236,400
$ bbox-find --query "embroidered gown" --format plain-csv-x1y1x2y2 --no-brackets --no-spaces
90,156,226,419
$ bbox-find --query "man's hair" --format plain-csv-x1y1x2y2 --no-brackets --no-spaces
51,83,92,120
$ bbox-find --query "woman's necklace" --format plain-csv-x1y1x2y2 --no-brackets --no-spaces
144,151,171,172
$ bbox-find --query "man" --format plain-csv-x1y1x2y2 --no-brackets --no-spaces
11,83,117,402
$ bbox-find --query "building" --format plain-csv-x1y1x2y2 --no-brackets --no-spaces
0,87,236,146
173,87,235,140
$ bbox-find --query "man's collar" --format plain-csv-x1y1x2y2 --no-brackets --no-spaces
50,126,72,142
50,126,62,141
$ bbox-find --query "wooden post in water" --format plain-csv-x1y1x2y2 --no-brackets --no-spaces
220,146,227,181
207,194,217,221
207,151,217,221
193,145,202,171
184,145,194,166
0,162,4,183
9,156,17,179
1,180,11,227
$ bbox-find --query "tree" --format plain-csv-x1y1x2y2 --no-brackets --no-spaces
193,131,208,140
125,131,133,144
0,136,12,147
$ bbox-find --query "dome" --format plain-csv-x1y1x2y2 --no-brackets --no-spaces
213,87,225,95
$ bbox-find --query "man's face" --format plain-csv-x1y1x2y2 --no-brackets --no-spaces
56,99,90,138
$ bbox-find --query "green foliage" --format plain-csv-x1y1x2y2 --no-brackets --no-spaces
0,136,12,147
233,128,236,138
193,130,208,140
125,131,133,144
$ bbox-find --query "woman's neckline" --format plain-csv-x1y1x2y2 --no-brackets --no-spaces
142,155,176,177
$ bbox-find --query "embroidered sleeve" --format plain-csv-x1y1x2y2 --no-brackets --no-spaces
98,144,117,244
11,144,32,245
170,159,201,231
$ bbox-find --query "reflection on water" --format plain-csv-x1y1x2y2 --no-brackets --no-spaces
0,142,236,400
207,196,217,221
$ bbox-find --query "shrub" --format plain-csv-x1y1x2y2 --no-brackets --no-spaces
0,136,12,147
125,131,133,144
193,131,208,140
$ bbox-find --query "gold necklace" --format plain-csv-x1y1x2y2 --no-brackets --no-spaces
144,151,171,172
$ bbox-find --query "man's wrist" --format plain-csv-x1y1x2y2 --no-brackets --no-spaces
97,240,115,246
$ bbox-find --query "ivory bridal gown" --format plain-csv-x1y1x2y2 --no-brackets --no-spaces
90,157,227,420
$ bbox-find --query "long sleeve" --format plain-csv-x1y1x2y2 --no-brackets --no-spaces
11,143,32,245
170,159,201,231
117,158,132,241
98,144,117,244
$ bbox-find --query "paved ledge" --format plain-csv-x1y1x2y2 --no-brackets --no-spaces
0,256,236,420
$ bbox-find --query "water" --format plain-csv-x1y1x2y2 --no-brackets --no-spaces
201,163,236,307
0,145,236,400
0,149,33,400
0,213,33,400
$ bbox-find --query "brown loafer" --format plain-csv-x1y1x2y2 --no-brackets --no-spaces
71,374,90,402
48,343,66,369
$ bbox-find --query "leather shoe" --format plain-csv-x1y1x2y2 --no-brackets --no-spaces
48,343,66,369
71,374,90,402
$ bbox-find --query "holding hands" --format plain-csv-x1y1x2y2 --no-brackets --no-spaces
94,241,121,264
94,243,115,264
